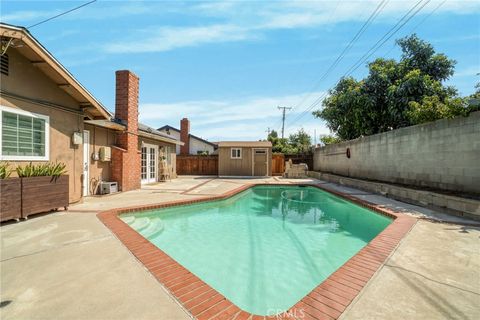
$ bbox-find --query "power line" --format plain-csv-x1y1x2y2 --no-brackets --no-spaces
383,0,446,58
290,0,389,115
284,0,389,130
345,0,431,76
278,106,292,139
286,0,431,129
27,0,97,29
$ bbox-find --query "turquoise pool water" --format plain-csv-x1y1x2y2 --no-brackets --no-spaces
121,186,391,315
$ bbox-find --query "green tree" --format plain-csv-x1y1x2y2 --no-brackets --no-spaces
288,128,312,153
319,135,341,145
313,34,471,140
267,128,312,154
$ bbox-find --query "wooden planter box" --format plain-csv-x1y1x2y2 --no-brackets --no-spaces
21,175,69,219
0,178,22,222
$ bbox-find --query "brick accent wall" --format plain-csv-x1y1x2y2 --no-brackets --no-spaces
111,70,141,191
180,118,190,155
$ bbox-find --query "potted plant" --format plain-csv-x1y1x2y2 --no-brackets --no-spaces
0,162,21,222
16,162,69,219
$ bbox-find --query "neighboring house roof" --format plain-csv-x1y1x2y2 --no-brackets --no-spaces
157,125,217,147
139,123,183,145
0,23,111,120
218,141,272,148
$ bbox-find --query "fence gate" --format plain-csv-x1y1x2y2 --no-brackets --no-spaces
272,154,285,176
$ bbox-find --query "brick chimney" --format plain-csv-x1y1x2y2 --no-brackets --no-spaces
111,70,141,191
180,118,190,155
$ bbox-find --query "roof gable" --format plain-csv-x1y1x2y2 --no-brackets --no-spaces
0,23,110,120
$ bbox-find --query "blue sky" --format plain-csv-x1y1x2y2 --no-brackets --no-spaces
1,0,479,142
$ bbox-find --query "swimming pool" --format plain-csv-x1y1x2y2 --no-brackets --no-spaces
120,185,392,315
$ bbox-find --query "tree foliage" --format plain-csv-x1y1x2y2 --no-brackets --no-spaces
267,129,312,154
319,135,341,146
313,34,474,140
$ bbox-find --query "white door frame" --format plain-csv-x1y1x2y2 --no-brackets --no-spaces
141,143,158,184
252,148,269,176
82,130,90,196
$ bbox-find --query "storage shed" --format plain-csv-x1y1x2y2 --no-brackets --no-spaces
218,141,272,177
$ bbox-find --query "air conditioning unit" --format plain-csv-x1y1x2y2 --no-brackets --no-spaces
100,181,118,195
99,146,111,161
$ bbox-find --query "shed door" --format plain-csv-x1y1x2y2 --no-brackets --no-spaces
253,149,268,176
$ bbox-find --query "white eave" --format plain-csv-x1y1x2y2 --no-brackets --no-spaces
138,130,184,145
84,120,126,131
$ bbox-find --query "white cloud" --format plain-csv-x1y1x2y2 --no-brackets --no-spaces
454,66,480,77
103,24,256,53
100,0,480,53
139,91,330,141
1,10,60,23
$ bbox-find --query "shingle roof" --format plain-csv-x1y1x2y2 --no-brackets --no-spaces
138,123,183,145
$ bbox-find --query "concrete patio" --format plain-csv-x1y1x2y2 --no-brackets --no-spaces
1,176,479,320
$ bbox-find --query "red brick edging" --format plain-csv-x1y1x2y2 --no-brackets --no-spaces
97,183,416,320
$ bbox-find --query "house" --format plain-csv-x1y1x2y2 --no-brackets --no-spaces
158,118,217,155
217,141,272,177
0,23,182,203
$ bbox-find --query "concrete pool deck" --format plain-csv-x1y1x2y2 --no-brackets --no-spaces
1,176,479,320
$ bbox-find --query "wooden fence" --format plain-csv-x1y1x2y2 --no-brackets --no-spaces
272,154,285,176
176,153,312,176
176,155,218,175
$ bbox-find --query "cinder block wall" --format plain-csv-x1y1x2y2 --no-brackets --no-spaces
313,111,480,194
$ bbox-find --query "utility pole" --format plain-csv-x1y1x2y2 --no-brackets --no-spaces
278,106,292,139
266,127,271,136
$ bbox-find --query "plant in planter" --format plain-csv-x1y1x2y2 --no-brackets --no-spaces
16,162,69,219
0,161,14,179
16,162,67,179
0,162,21,222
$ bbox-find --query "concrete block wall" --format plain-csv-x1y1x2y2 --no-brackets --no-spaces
313,111,480,194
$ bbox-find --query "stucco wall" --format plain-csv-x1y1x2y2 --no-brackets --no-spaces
313,112,480,194
84,124,117,195
1,48,85,202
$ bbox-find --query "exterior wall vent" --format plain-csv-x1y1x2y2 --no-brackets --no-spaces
0,54,8,76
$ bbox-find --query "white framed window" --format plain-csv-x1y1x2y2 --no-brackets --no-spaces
0,105,50,161
231,148,242,159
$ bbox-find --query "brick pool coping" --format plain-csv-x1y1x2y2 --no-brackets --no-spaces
97,183,417,320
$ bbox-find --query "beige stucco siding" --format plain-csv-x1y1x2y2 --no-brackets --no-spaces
1,49,81,109
0,95,84,203
1,48,86,203
84,124,117,195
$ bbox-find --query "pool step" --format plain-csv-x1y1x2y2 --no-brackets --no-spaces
142,219,165,238
129,217,151,232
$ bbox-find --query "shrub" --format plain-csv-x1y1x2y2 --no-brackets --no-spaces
16,162,67,178
0,162,13,179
